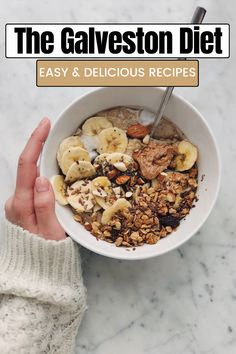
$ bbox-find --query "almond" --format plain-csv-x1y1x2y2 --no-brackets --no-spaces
127,124,150,139
107,169,118,180
115,175,131,185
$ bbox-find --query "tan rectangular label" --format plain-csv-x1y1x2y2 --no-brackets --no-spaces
36,60,198,87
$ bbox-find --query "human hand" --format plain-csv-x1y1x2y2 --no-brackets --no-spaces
5,118,66,241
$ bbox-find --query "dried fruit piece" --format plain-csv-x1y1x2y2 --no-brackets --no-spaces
159,215,180,228
127,124,151,139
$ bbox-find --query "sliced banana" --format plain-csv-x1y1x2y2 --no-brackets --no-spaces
65,161,96,183
50,175,68,206
175,140,198,171
60,146,90,175
91,176,113,209
97,127,128,154
57,136,84,165
101,198,131,224
82,116,113,136
106,152,133,165
67,180,95,212
93,152,133,170
94,153,109,165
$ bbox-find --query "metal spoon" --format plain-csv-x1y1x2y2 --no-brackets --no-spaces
150,6,206,137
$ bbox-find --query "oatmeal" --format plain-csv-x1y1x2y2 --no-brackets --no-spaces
51,106,198,248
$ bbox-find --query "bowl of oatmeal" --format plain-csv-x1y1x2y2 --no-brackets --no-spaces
40,87,220,260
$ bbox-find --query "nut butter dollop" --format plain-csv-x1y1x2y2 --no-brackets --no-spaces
133,141,177,180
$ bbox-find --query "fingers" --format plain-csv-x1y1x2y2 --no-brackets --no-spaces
4,196,13,220
37,166,40,177
34,176,66,240
5,195,37,231
15,118,51,201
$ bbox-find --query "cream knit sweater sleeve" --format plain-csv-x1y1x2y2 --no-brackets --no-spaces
0,220,87,354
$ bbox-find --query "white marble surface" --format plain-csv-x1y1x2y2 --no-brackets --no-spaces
0,0,235,353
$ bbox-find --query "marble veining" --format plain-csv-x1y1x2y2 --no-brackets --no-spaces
0,0,235,353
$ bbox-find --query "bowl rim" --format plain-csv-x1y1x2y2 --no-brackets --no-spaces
41,87,221,260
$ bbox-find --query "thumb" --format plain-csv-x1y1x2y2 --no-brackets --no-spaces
34,176,66,240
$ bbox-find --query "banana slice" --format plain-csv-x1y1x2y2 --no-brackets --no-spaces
106,153,133,165
94,153,109,165
82,116,113,136
57,136,84,165
67,180,95,212
101,198,131,224
50,175,68,205
65,161,96,183
60,146,90,175
175,140,198,171
91,176,113,209
97,127,128,154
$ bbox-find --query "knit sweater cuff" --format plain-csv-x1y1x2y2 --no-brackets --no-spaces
0,220,84,298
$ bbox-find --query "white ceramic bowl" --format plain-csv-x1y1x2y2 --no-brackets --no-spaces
41,87,220,260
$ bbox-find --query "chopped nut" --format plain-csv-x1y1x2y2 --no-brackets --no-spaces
147,187,155,195
125,191,133,198
103,230,111,237
166,192,175,203
122,241,131,247
146,233,159,244
84,222,92,231
143,134,150,144
130,231,139,240
116,175,131,185
169,208,177,214
188,178,198,188
141,214,149,221
115,237,123,247
73,214,83,222
113,162,127,172
92,221,101,233
113,221,121,230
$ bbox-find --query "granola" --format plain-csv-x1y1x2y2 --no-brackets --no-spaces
52,106,198,248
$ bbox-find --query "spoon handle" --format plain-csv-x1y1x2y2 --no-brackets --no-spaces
150,6,206,137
